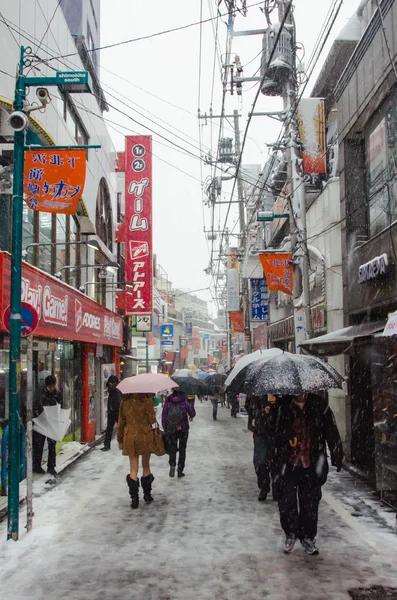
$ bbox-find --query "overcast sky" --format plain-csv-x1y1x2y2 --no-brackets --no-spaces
100,0,361,315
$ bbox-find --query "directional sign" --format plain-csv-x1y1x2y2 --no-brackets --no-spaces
161,340,174,346
3,302,39,337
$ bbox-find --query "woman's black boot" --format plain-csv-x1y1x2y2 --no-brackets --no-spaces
126,475,139,509
141,474,154,503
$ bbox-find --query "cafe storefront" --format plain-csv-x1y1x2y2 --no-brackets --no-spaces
0,252,123,443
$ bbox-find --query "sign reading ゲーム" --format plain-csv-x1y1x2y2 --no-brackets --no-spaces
0,252,122,346
24,149,86,214
120,136,153,315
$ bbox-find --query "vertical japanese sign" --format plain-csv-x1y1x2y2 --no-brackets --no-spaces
229,311,244,333
259,253,293,296
124,136,153,314
24,149,86,214
298,98,326,175
227,247,240,312
250,278,269,321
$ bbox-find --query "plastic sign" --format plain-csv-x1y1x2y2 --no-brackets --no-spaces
160,324,174,338
136,315,152,332
24,149,86,214
251,278,269,321
383,312,397,337
3,302,39,337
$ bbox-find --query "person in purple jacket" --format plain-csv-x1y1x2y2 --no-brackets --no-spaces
162,389,196,478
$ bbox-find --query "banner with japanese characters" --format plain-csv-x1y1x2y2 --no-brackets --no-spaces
259,253,293,296
229,311,244,334
123,136,153,315
24,149,86,214
250,278,269,321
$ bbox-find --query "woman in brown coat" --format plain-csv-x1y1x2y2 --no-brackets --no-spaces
117,393,158,508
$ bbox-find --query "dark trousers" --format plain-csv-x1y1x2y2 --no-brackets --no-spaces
278,464,322,540
33,431,56,470
210,399,218,419
104,412,118,448
230,399,239,417
253,434,271,492
167,430,189,472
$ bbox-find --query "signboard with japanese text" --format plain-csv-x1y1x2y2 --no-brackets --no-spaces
136,315,152,332
230,311,244,333
298,99,326,181
250,278,269,322
24,149,86,214
227,247,240,312
0,252,122,346
160,324,174,338
119,136,153,315
193,326,200,350
259,253,293,296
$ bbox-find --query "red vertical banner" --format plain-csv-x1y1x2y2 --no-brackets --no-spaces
124,136,153,315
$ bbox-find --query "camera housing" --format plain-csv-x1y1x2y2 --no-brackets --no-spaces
8,111,28,132
36,87,51,106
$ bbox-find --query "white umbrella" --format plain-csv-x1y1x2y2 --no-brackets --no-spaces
172,369,198,379
33,404,71,442
225,348,283,387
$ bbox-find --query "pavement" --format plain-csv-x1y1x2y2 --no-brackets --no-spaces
0,401,397,600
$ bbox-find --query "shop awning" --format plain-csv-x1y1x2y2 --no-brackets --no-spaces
299,320,386,356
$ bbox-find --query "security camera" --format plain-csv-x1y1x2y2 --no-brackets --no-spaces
8,111,28,132
36,87,51,106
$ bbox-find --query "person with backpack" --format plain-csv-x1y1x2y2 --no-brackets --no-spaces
101,375,122,451
162,389,196,478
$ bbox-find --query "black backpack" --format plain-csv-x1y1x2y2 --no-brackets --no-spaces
165,402,186,433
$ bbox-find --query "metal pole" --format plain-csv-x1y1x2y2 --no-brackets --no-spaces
26,335,33,533
8,46,26,541
145,333,149,373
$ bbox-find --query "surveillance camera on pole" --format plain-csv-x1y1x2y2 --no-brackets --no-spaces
8,111,28,132
36,87,51,106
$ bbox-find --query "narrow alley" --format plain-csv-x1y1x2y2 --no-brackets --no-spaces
1,403,397,600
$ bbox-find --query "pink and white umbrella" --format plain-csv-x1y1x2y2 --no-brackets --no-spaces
117,373,178,395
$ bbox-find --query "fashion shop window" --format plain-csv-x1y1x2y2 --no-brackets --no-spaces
366,89,397,237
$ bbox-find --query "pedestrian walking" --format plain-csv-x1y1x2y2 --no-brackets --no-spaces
246,394,277,501
117,393,159,509
162,389,196,478
272,393,343,555
208,394,219,420
101,375,122,451
32,375,62,476
228,391,239,418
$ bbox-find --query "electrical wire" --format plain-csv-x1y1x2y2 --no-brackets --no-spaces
35,0,63,58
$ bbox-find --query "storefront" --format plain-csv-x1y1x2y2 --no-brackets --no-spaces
0,252,122,443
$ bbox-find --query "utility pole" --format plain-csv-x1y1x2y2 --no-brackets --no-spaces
278,0,312,348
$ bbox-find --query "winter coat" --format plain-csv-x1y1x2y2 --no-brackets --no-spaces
33,386,62,418
246,395,277,437
107,386,122,417
162,393,196,432
272,394,343,486
117,395,158,457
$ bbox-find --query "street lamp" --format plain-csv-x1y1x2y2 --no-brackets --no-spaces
80,280,134,292
56,261,120,280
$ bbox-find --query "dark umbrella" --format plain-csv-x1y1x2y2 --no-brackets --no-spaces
171,376,209,396
205,373,227,395
244,352,343,396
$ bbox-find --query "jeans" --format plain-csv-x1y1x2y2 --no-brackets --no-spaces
104,411,118,448
210,399,218,419
278,464,322,540
166,430,189,472
253,434,271,492
230,399,239,417
33,431,56,471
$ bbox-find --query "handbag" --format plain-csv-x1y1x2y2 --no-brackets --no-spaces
152,426,166,457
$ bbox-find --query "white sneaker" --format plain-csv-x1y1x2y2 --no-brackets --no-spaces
283,535,296,554
301,538,319,555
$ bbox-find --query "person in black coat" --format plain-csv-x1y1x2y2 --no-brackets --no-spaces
272,393,343,555
101,375,122,451
247,394,278,501
33,375,63,475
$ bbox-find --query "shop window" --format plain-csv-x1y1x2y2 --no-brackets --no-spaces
366,91,397,237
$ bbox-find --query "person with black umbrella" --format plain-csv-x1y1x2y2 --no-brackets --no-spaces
272,392,343,555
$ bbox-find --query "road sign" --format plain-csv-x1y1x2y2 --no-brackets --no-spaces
160,324,174,338
136,315,152,332
3,302,39,337
161,340,173,346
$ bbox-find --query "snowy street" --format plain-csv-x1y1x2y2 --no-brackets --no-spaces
1,402,397,600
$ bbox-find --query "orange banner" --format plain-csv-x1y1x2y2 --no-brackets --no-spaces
229,311,244,333
147,332,156,346
24,149,86,214
259,253,293,295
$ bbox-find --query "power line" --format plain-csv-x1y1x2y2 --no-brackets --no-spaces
35,0,63,58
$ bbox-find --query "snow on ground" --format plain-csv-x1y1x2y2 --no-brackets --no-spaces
0,401,397,600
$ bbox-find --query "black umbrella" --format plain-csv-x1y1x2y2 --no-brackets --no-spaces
205,373,227,395
244,352,343,396
171,376,209,396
